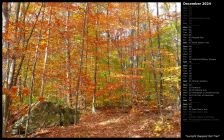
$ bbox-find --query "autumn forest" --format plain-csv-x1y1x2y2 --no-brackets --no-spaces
2,2,181,138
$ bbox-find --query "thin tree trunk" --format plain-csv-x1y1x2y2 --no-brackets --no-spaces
136,2,140,70
2,4,10,134
5,45,10,89
9,2,20,87
85,3,89,76
3,2,10,89
117,37,125,111
11,2,21,86
18,3,30,88
92,4,99,114
74,3,88,123
156,2,163,113
40,6,52,97
65,7,72,108
13,3,41,87
2,3,20,137
23,53,31,87
175,3,180,110
130,3,137,97
146,3,161,113
2,4,10,135
18,75,23,103
175,3,179,68
106,3,111,83
25,3,44,137
20,3,30,88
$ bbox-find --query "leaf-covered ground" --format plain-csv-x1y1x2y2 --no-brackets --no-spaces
7,107,180,138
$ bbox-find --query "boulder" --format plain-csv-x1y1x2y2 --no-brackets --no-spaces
12,101,80,134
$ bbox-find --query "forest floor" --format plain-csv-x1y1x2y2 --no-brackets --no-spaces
7,106,180,138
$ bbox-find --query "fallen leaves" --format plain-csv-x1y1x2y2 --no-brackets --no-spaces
6,107,180,138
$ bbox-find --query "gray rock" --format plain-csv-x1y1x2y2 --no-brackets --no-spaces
11,101,80,135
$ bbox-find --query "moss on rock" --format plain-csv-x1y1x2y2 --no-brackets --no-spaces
12,101,80,134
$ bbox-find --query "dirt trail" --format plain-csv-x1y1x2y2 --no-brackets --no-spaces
8,108,180,138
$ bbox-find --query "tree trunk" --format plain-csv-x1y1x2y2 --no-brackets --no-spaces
136,3,140,70
65,7,72,108
13,3,40,87
40,6,52,97
2,2,10,88
175,3,180,110
146,3,161,114
9,2,20,87
92,4,99,114
74,3,88,123
130,3,137,97
25,3,44,137
156,2,163,113
106,3,111,83
175,3,179,68
2,2,20,137
11,2,21,86
23,54,31,87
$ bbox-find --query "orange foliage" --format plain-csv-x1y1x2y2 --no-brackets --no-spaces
38,96,45,102
2,87,9,95
10,86,18,95
22,88,30,96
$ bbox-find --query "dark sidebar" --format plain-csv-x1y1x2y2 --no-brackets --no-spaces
181,1,223,139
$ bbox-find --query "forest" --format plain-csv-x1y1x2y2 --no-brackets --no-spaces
2,2,181,138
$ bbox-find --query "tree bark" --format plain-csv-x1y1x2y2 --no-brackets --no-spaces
92,4,99,114
130,3,137,97
2,2,20,137
106,3,111,83
146,3,161,113
65,7,72,108
156,2,163,113
175,3,179,67
40,6,52,97
74,3,88,123
175,3,181,110
9,2,20,87
25,3,44,137
13,3,41,87
2,3,10,132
